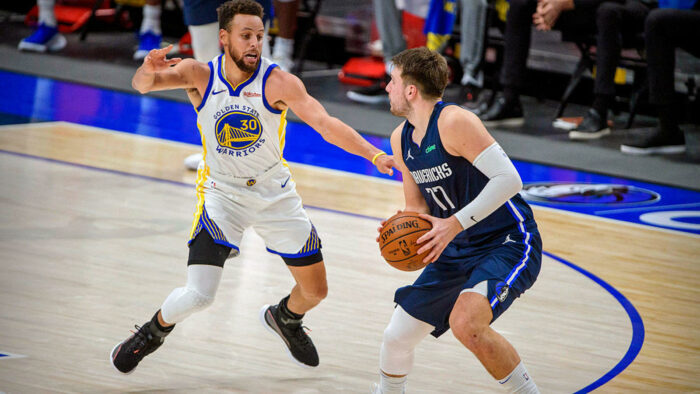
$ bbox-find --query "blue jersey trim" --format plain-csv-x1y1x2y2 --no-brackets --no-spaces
196,61,215,112
187,225,240,251
490,200,532,308
187,205,240,251
266,246,320,258
266,225,321,257
218,55,261,96
262,64,282,114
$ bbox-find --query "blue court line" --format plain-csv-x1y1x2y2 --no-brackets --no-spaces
544,251,645,393
0,148,645,390
595,201,700,215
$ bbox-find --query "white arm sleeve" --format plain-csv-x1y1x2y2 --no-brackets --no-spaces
453,142,523,230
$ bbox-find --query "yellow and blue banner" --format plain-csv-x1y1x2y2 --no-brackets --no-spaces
424,0,457,51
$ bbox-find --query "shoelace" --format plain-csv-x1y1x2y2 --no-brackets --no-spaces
292,325,313,348
126,325,151,354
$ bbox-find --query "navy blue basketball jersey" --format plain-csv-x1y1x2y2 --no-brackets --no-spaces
400,102,536,244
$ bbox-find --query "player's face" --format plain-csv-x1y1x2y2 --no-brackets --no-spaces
222,14,264,73
386,68,410,117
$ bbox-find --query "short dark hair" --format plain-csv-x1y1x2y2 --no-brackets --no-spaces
392,48,449,99
217,0,264,31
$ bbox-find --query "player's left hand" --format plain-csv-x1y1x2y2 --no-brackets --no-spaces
142,44,182,73
376,210,403,242
375,154,395,176
415,214,464,264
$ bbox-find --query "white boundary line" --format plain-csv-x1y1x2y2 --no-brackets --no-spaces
0,352,26,360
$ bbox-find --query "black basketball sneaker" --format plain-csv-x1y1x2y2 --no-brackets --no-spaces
110,322,165,374
260,304,319,368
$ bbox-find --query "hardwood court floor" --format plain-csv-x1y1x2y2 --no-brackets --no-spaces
0,122,698,393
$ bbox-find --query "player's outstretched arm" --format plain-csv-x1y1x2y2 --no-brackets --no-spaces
132,45,208,94
266,70,395,175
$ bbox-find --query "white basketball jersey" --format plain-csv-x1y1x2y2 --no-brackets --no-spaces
195,54,287,179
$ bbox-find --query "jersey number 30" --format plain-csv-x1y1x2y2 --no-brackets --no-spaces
425,186,455,210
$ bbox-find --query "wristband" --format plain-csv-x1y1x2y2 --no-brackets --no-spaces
371,151,387,165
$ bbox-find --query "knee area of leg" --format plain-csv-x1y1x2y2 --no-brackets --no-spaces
450,315,484,343
301,283,328,302
184,286,215,310
382,326,413,350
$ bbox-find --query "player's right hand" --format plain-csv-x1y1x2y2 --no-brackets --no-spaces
374,154,395,176
142,44,182,73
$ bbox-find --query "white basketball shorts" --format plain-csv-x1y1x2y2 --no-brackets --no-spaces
188,161,321,259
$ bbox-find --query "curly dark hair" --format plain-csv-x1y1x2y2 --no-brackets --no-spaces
392,48,449,99
217,0,264,31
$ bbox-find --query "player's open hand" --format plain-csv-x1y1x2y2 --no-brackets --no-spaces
142,44,182,73
415,214,463,263
374,154,395,176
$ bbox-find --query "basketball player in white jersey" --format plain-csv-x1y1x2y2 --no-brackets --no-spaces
110,0,395,374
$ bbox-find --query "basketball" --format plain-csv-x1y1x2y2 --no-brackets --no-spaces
378,211,433,271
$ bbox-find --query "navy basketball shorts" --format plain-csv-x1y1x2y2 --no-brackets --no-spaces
394,228,542,338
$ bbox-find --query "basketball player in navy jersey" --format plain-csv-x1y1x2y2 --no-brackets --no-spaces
372,48,541,393
110,0,395,375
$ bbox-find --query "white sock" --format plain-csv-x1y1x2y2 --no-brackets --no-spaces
188,22,221,62
379,371,406,394
498,361,539,394
273,37,293,59
37,0,57,27
140,4,162,34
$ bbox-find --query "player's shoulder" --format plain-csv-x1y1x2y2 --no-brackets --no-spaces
390,121,407,143
438,104,480,128
265,65,302,88
389,120,407,156
438,104,485,138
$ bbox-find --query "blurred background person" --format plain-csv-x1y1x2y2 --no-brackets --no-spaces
271,0,298,71
475,0,608,127
567,0,654,141
17,0,66,52
621,1,700,155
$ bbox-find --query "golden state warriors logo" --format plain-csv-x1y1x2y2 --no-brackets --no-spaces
215,111,262,150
